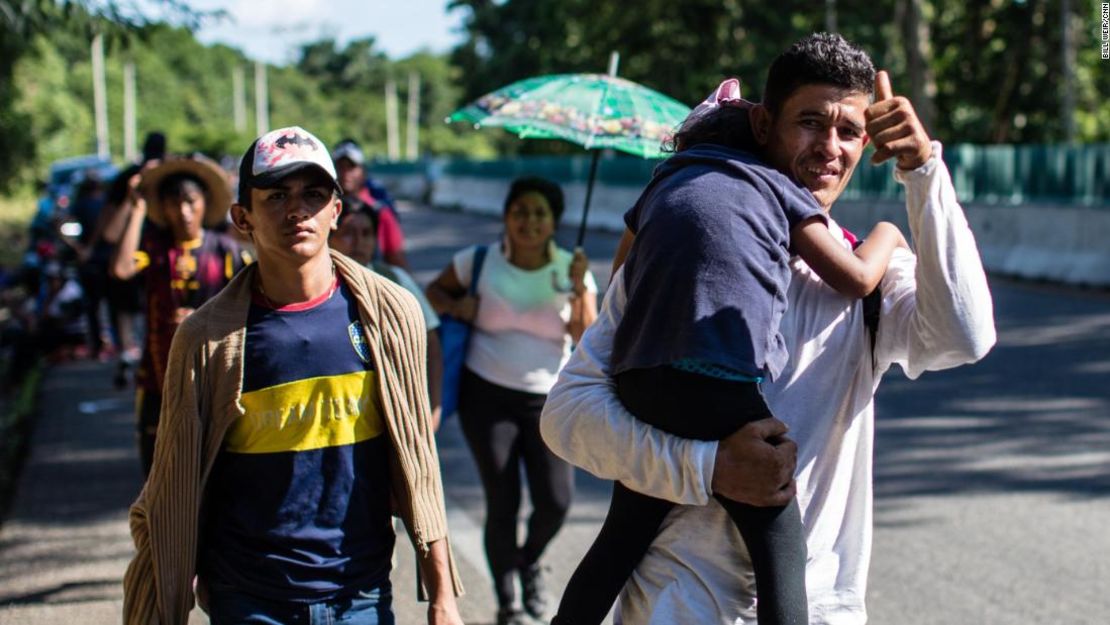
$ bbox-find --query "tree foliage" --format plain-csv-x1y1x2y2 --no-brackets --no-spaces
447,0,1109,147
0,4,494,192
1,0,1106,195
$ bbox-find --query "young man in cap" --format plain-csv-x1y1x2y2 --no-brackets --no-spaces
110,154,249,476
123,127,465,625
332,138,410,268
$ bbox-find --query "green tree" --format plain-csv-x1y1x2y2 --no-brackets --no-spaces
447,0,1107,146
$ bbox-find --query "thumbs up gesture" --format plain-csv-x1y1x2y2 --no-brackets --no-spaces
865,70,933,170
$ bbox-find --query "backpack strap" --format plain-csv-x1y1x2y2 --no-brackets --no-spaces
469,245,489,297
862,285,882,369
853,239,882,370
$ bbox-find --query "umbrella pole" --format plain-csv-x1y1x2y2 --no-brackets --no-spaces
576,150,601,248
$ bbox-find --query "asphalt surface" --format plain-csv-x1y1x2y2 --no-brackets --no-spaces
0,201,1107,624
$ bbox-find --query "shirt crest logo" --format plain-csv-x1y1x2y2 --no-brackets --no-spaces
348,322,372,364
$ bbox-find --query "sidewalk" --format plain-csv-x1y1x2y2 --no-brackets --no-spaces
0,360,185,623
0,359,501,625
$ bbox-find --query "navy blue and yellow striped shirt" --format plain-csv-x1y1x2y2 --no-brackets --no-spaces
200,279,393,601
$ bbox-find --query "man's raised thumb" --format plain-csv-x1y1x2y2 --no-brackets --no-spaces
874,70,894,102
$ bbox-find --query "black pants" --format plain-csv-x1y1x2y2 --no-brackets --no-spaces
79,264,108,356
553,366,807,625
458,368,574,609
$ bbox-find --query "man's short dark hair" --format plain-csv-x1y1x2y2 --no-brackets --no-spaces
762,33,876,115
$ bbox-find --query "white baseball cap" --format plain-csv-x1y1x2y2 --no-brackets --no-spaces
237,127,341,200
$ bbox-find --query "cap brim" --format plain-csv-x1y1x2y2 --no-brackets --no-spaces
249,161,343,192
140,156,232,228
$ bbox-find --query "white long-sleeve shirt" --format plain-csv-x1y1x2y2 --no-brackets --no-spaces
540,143,996,625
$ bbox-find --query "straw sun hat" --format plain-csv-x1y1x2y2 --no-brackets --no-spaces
139,154,232,228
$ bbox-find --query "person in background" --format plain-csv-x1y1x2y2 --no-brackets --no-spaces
66,173,112,359
329,193,444,429
100,132,167,387
425,176,597,625
332,138,409,268
35,261,86,362
110,154,249,476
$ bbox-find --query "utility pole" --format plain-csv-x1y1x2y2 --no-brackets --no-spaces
825,0,837,33
123,61,137,161
233,65,247,133
92,34,110,159
254,61,269,135
385,78,400,161
1061,0,1076,143
405,72,420,160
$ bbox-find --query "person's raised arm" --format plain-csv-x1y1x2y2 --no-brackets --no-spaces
109,173,146,281
865,70,995,375
793,217,908,299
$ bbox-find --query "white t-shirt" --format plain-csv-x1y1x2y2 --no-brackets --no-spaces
453,242,597,395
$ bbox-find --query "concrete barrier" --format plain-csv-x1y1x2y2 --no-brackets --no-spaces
378,168,1110,288
832,199,1110,288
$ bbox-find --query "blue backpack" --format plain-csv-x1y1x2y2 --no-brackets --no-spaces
438,245,488,420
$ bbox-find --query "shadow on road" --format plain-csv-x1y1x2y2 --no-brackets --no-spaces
0,578,121,607
873,277,1110,504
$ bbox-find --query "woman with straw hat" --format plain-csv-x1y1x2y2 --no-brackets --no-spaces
110,154,252,476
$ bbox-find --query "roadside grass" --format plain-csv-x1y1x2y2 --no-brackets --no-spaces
0,362,43,522
0,194,38,522
0,194,34,269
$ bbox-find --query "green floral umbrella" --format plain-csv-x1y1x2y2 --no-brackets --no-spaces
449,73,690,159
448,72,691,244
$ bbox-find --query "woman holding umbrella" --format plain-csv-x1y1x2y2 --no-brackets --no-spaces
425,176,597,625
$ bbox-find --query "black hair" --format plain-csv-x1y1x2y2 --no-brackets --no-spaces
762,32,875,115
503,176,565,225
336,194,379,233
664,106,758,154
157,172,206,201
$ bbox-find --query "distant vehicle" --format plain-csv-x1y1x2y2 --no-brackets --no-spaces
32,155,118,238
47,154,118,203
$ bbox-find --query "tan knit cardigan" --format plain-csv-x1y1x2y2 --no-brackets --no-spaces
122,251,463,625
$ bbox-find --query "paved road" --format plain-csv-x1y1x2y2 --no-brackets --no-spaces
1,201,1108,624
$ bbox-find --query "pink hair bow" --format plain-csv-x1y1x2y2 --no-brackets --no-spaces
690,78,753,118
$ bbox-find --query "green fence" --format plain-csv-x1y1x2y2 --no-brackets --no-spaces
371,143,1110,207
